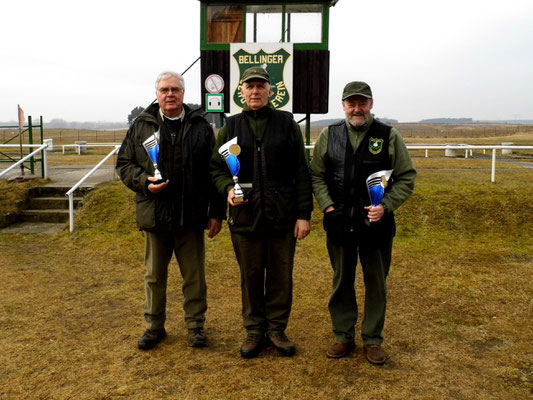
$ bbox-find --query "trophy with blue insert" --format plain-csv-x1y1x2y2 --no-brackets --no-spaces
142,132,164,183
218,137,244,203
366,169,393,223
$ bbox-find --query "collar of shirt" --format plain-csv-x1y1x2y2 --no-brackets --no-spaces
160,107,185,121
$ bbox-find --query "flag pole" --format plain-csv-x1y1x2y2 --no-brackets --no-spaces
17,104,25,176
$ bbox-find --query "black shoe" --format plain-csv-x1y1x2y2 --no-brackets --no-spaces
138,329,166,350
267,332,296,357
188,327,207,348
240,333,265,359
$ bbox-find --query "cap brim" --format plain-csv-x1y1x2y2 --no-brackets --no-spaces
243,76,269,83
342,92,372,100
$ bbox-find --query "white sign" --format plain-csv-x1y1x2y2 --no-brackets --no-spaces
206,93,224,112
205,74,225,94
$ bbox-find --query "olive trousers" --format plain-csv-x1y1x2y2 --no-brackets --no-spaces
326,234,393,345
231,231,296,335
143,227,207,330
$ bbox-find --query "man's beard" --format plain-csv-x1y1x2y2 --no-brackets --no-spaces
348,114,367,128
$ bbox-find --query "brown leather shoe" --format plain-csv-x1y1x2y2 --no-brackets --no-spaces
267,332,296,357
137,329,166,350
240,333,264,359
363,344,386,365
188,327,207,348
326,341,355,359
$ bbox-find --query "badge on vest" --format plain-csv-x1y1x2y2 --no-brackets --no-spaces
369,138,384,155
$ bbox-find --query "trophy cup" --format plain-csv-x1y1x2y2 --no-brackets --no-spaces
218,137,244,203
142,133,164,183
366,169,393,223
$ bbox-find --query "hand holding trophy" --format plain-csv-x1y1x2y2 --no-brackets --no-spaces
365,169,393,223
142,133,165,184
218,137,245,204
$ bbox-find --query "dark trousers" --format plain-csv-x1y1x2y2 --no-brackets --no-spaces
231,231,296,335
326,234,393,345
143,227,207,330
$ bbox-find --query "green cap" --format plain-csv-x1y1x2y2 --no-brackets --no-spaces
241,66,270,83
342,81,372,100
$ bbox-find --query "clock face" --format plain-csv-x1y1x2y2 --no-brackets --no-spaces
205,74,225,94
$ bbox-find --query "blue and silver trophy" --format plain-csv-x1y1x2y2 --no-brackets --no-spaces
366,169,393,223
218,137,244,203
142,132,164,183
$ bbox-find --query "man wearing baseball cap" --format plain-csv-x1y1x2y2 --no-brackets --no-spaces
309,81,416,363
211,66,313,359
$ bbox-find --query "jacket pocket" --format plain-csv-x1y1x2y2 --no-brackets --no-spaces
228,200,253,227
134,195,156,229
323,206,346,244
263,186,297,229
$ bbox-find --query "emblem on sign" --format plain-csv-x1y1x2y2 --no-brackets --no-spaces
232,48,291,110
369,138,384,155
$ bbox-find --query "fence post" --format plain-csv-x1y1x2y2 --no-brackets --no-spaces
491,149,496,182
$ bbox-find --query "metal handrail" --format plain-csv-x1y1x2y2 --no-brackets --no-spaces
65,145,120,232
305,143,533,183
0,143,49,179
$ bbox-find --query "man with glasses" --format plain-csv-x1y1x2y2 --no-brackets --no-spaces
116,71,225,350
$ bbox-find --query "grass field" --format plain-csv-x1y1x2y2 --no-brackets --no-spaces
1,149,532,399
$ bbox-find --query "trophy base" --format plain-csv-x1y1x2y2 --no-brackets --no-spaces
233,195,245,203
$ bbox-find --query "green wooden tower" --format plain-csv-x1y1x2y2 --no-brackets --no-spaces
199,0,338,115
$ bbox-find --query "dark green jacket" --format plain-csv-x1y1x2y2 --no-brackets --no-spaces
116,103,225,231
210,106,313,234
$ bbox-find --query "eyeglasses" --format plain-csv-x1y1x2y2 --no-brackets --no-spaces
158,87,184,95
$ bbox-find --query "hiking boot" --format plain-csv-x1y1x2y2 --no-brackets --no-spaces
326,341,355,359
137,329,166,350
188,327,207,348
240,333,264,359
363,344,386,365
267,332,296,357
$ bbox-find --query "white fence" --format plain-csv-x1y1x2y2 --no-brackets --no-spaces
305,143,533,183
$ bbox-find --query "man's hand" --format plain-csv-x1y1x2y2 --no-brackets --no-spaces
147,176,169,193
324,205,335,213
207,218,222,238
365,204,385,222
227,188,247,207
294,219,311,240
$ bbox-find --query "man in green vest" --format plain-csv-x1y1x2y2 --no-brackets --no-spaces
210,66,313,359
116,71,225,350
309,81,416,364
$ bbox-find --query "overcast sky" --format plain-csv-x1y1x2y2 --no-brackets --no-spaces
1,0,532,124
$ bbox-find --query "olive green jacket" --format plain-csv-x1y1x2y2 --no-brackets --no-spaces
310,117,416,213
210,106,313,233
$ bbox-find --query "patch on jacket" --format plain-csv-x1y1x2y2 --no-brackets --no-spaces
369,137,384,155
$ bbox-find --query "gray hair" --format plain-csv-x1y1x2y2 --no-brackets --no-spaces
155,71,185,91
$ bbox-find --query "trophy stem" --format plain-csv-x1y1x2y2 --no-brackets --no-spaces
233,177,244,203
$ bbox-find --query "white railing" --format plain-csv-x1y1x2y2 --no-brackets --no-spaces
65,145,120,232
61,142,120,154
406,145,533,182
305,143,533,183
0,143,49,179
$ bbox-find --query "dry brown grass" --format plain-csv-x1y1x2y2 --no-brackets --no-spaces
1,164,532,399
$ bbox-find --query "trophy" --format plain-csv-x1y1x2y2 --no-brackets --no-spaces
366,169,393,223
218,137,244,203
142,132,164,183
